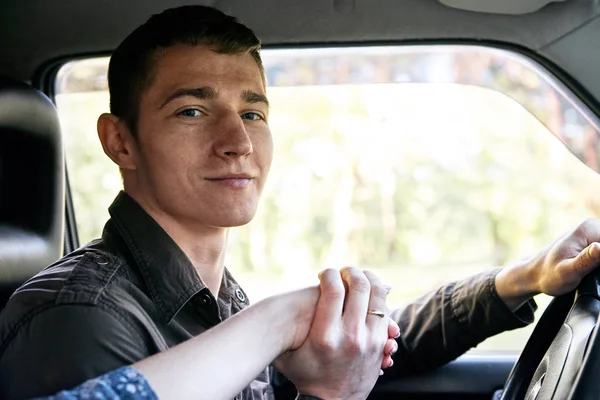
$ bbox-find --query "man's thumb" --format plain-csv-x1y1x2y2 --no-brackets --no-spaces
574,242,600,273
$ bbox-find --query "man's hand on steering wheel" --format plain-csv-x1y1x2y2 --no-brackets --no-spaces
495,218,600,311
498,218,600,400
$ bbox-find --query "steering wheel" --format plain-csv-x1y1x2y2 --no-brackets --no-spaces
500,269,600,400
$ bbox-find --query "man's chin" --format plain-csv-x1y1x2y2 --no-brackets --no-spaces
210,212,256,228
218,219,254,228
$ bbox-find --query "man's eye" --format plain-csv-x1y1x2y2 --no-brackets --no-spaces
178,109,202,117
241,112,264,121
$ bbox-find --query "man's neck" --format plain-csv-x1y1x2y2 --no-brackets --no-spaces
176,236,228,296
126,190,228,296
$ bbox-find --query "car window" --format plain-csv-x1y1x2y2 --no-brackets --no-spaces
55,45,600,353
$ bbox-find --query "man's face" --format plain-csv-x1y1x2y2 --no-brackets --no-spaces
131,44,273,228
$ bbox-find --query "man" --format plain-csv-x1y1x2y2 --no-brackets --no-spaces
1,4,600,399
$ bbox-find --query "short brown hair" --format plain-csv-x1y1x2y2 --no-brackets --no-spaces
108,5,264,137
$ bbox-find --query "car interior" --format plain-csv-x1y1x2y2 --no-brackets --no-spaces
2,0,600,399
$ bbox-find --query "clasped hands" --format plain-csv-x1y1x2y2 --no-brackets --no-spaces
274,267,398,400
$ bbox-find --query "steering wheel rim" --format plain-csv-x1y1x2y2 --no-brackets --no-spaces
500,271,600,400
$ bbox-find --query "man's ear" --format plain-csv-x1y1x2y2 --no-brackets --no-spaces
97,113,138,171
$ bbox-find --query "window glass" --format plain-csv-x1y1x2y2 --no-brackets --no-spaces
55,45,600,352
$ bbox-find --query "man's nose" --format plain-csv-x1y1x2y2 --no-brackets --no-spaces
213,115,253,159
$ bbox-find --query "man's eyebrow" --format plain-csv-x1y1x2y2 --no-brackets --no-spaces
242,90,269,108
159,87,217,109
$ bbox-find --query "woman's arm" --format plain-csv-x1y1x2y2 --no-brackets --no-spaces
136,287,319,400
40,287,319,400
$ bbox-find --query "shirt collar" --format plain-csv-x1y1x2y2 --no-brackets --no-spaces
104,191,206,323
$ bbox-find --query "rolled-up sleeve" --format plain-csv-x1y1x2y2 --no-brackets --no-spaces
388,268,537,376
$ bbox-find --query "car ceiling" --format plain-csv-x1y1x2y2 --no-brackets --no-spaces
1,0,600,106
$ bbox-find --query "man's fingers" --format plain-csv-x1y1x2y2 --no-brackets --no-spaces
340,267,371,325
362,270,391,329
313,268,345,329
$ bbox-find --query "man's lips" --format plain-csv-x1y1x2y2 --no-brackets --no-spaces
206,174,253,180
205,175,254,188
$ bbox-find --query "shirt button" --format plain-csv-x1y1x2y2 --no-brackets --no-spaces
96,256,108,265
235,289,246,302
200,293,212,305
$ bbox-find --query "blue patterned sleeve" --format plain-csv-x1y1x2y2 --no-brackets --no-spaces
36,366,159,400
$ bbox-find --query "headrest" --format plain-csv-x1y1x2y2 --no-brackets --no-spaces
0,76,64,294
